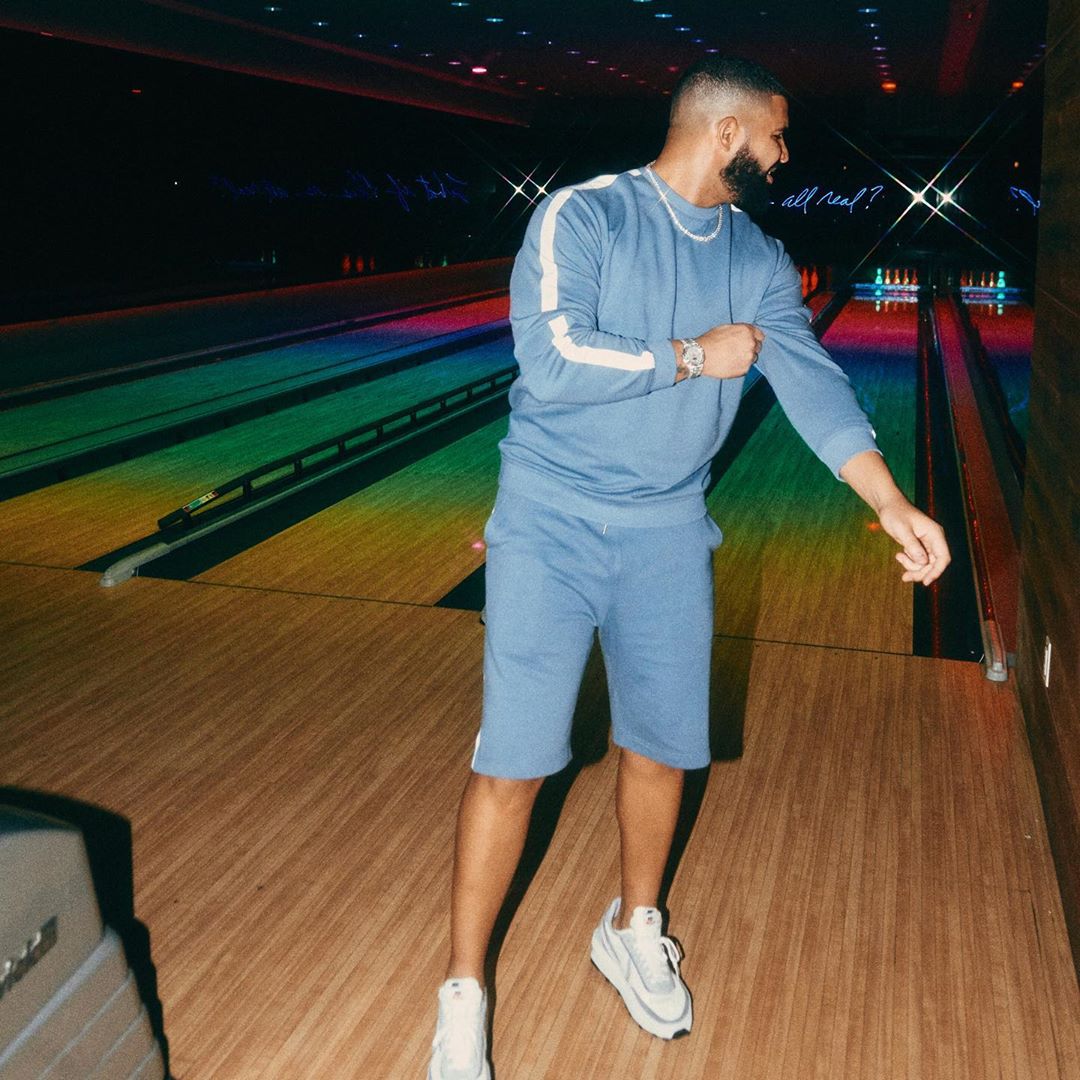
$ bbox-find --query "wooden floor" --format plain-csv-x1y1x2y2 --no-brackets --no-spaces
3,561,1080,1079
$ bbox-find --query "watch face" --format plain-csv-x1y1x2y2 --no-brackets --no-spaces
683,341,705,375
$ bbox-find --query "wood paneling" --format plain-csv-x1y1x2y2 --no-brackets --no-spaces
1015,0,1080,980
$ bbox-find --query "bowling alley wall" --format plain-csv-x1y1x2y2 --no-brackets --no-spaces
1016,0,1080,980
2,24,1046,326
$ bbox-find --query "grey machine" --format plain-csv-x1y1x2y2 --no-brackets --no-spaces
0,806,164,1079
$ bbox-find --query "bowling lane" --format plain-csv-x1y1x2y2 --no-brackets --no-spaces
195,295,920,654
0,335,514,568
0,296,508,470
192,416,504,604
0,259,512,389
706,296,918,654
962,299,1032,448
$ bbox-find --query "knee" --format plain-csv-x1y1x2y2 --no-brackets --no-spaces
469,772,545,810
619,746,682,778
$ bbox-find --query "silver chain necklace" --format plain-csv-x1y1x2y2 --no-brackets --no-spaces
643,163,723,243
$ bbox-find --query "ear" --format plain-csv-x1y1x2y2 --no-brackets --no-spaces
714,115,742,154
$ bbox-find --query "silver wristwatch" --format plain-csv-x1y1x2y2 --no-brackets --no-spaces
679,338,705,379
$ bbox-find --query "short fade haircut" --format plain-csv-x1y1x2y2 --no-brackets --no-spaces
670,56,786,124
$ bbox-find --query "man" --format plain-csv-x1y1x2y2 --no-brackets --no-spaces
428,56,949,1080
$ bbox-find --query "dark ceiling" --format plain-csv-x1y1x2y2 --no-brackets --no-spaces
0,0,1049,133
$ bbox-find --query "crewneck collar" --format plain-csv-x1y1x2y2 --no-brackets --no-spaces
639,166,725,224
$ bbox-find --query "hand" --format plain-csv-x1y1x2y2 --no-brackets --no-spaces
697,323,764,379
877,497,951,586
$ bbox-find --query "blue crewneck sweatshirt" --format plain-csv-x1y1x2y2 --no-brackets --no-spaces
499,168,879,526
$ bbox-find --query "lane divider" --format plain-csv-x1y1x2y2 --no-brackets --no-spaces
94,365,517,586
932,294,1020,680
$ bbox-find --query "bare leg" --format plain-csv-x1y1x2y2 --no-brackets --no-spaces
613,747,684,930
447,771,544,981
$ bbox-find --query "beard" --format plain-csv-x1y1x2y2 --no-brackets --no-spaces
722,146,774,219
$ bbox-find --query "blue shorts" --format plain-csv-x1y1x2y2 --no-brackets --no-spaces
472,488,722,779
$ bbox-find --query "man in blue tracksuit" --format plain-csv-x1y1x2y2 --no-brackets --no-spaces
428,56,950,1079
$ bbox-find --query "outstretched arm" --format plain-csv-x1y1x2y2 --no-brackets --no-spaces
840,450,951,586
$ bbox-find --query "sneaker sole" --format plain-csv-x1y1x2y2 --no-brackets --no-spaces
589,929,692,1040
427,1061,491,1080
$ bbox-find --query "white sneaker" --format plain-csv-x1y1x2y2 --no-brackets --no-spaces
428,977,491,1080
590,898,692,1039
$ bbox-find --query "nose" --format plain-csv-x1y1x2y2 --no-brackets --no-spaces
778,139,790,165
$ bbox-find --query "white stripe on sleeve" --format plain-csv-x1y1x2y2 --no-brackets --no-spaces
547,315,655,371
537,175,654,373
538,174,618,312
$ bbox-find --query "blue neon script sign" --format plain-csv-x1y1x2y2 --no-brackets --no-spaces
209,170,469,211
1009,187,1040,215
779,184,886,214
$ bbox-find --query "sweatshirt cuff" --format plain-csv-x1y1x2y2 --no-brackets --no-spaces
819,425,881,480
648,338,678,388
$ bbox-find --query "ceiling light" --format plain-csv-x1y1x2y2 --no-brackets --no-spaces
448,59,462,65
264,5,282,11
472,65,488,73
858,5,878,11
485,16,504,22
675,25,691,31
516,29,531,35
450,1,469,6
312,20,329,28
586,59,599,64
567,48,581,55
881,80,897,92
655,12,674,18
